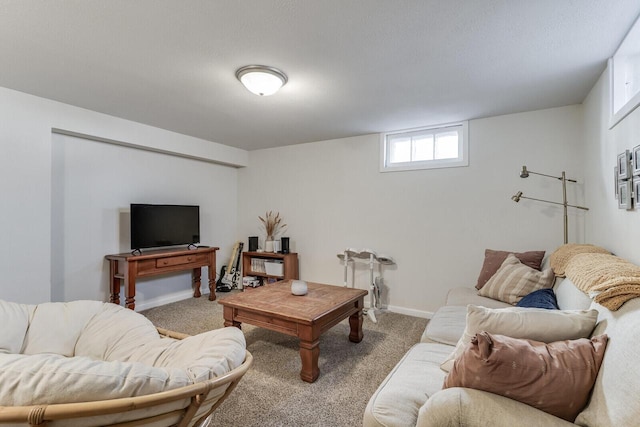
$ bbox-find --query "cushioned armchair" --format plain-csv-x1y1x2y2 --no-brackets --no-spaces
0,300,251,427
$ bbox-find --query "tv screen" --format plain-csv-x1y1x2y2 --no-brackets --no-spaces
130,204,200,250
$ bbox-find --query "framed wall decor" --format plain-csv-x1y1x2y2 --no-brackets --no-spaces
618,179,632,209
633,145,640,176
635,179,640,209
618,150,631,180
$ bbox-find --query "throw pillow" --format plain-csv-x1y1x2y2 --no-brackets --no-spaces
443,332,609,422
0,300,34,354
476,249,545,290
516,288,559,310
440,305,598,372
478,254,554,304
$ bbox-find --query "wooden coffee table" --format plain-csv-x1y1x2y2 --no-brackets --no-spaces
218,280,367,382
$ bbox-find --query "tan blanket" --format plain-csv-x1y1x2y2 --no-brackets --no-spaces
549,244,611,277
565,253,640,310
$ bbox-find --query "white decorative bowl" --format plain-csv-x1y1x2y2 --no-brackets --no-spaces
291,280,308,296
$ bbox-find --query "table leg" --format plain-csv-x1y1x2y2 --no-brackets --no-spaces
109,260,121,305
208,262,216,301
299,339,320,382
124,261,137,310
225,319,242,328
223,306,241,328
192,267,202,298
349,309,364,343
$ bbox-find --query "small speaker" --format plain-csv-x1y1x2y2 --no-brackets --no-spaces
248,236,259,252
281,237,290,254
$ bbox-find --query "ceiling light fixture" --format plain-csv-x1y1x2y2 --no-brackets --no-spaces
235,65,288,96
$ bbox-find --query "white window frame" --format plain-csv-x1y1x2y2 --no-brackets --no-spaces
609,14,640,129
379,121,469,172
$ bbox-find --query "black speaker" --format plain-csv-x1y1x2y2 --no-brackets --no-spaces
281,237,290,254
248,236,259,252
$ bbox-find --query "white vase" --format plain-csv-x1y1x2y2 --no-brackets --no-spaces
291,280,308,296
265,240,274,253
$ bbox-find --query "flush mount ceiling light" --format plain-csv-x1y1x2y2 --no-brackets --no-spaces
235,65,288,96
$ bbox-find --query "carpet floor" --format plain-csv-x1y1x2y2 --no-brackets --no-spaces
141,292,428,427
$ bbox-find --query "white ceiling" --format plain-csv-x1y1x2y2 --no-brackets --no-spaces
1,1,639,151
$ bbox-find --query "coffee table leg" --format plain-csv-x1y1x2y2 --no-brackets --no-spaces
299,339,320,383
349,309,363,343
223,306,242,329
225,319,242,328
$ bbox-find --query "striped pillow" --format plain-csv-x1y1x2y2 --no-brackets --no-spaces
478,253,554,304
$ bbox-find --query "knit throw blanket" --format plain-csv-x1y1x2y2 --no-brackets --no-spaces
564,253,640,311
549,244,611,277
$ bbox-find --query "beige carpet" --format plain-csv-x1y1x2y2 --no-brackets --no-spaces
142,292,428,427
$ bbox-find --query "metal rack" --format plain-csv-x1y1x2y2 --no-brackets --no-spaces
337,248,395,323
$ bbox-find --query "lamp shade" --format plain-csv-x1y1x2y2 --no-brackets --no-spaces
236,65,287,96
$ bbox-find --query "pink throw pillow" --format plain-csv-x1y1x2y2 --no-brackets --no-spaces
443,332,608,422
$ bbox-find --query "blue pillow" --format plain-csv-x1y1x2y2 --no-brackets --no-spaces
516,288,559,310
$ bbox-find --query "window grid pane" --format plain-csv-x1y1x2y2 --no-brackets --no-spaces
412,135,434,161
389,136,411,164
434,131,458,160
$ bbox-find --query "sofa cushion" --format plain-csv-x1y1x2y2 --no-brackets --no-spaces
75,303,246,383
516,288,559,309
363,343,452,427
418,387,576,427
421,306,467,345
0,300,34,354
440,305,598,371
444,288,511,309
21,300,104,356
420,305,467,345
554,277,593,310
125,327,247,383
444,332,608,422
575,297,640,427
75,303,162,361
476,249,545,290
478,254,554,304
0,353,192,406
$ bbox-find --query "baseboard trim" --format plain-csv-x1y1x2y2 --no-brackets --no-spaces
135,289,433,319
134,288,210,312
384,305,433,319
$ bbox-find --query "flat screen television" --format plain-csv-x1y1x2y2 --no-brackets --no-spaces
130,204,200,250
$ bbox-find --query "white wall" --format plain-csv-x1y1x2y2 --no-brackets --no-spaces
238,106,585,316
0,87,245,307
0,82,596,317
583,69,640,264
50,133,238,309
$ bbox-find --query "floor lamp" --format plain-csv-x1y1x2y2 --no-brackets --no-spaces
511,166,589,244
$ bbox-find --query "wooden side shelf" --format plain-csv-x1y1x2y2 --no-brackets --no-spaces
242,251,299,282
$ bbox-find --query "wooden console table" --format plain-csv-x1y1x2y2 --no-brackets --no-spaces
105,246,219,310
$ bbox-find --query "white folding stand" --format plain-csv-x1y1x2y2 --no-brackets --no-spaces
336,248,395,323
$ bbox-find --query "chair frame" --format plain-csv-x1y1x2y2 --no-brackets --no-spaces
0,327,252,427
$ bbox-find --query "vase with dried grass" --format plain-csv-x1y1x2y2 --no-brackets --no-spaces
259,211,287,252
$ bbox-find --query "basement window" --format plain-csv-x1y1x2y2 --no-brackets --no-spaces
380,121,468,172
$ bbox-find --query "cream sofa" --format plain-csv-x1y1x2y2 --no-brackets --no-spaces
0,300,251,427
363,276,640,427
